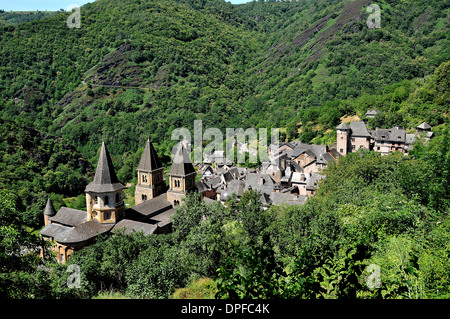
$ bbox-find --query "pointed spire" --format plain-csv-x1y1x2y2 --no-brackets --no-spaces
137,138,162,172
169,144,195,176
44,198,56,216
85,141,125,193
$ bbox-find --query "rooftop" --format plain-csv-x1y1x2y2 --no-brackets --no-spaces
85,141,125,193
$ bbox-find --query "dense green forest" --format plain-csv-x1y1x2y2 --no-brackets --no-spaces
0,10,60,26
0,0,449,299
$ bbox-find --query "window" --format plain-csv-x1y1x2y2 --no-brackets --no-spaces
340,148,343,153
104,212,111,220
104,196,109,206
351,137,355,142
174,200,180,206
60,253,65,262
142,174,147,183
116,193,120,204
174,179,180,188
352,145,356,150
142,194,147,201
94,196,98,205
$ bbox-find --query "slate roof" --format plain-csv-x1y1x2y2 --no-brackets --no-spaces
44,198,56,216
85,141,125,193
146,207,175,227
40,220,113,245
111,219,158,235
125,193,172,220
290,160,303,173
205,176,223,189
137,139,162,172
244,173,275,193
328,148,343,158
316,152,334,165
291,148,305,159
417,122,431,130
373,128,406,143
336,122,351,130
195,180,210,193
169,145,195,176
228,167,240,179
291,143,327,158
281,142,296,150
50,207,87,227
269,192,307,206
218,179,245,200
405,133,416,145
306,173,325,188
40,224,72,241
349,121,371,137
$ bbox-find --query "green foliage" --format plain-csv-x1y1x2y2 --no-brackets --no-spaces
0,118,91,228
0,190,45,298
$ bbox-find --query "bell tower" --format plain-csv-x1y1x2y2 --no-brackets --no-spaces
135,138,166,205
85,141,125,224
166,145,196,206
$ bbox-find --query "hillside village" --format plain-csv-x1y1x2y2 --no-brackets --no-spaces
39,119,433,263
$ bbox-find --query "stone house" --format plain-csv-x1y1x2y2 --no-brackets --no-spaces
336,120,432,156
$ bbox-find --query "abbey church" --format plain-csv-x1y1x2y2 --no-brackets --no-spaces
40,139,195,263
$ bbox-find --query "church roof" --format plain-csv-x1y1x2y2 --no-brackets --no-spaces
125,193,173,220
111,219,158,235
44,198,57,216
40,220,113,245
169,145,195,176
50,207,87,227
85,141,125,193
137,138,162,172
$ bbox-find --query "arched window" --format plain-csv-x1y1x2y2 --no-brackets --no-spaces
94,196,98,205
142,194,147,201
104,196,109,206
174,200,180,206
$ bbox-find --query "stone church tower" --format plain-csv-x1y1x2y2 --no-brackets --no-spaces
336,122,351,156
166,145,196,206
85,141,125,224
135,138,166,205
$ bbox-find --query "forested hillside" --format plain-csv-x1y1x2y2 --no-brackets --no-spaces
0,0,448,160
0,0,448,300
0,10,59,25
